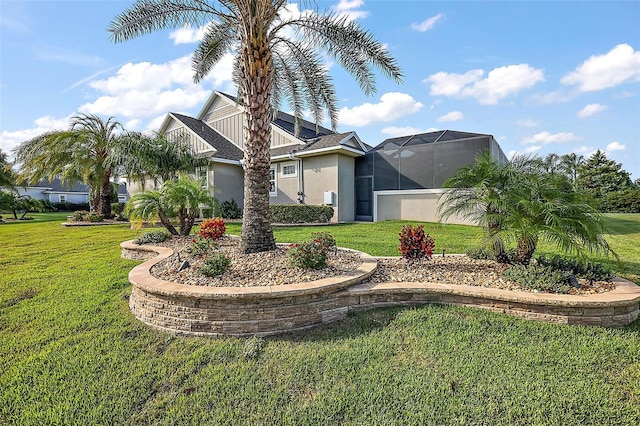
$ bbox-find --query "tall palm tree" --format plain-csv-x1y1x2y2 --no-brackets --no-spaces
108,0,403,253
14,113,124,217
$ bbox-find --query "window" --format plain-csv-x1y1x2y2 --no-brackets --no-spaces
280,161,297,178
196,168,208,187
59,194,66,203
269,166,277,196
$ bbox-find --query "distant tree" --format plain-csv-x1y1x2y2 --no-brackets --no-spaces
0,149,16,190
559,153,584,190
577,150,632,201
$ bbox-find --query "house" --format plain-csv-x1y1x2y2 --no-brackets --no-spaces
14,177,128,205
141,91,506,224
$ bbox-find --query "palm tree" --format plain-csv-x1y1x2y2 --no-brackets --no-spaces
115,131,209,189
499,169,613,265
127,174,216,235
0,149,16,190
437,151,513,262
439,152,613,264
14,114,125,217
108,0,403,253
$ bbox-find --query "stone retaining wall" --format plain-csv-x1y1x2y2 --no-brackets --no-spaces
121,241,640,336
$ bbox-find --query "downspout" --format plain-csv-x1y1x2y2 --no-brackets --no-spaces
288,151,304,204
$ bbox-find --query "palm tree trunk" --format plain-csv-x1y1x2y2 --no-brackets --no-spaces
99,172,112,218
239,35,276,253
157,208,178,235
515,237,537,265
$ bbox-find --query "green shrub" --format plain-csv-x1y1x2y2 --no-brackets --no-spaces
310,232,336,252
87,213,104,222
503,264,572,294
111,202,126,215
133,230,170,245
287,241,328,269
466,247,494,260
199,252,231,277
221,199,242,219
52,201,90,212
536,254,614,282
269,204,334,223
398,224,435,260
71,210,89,222
186,236,215,257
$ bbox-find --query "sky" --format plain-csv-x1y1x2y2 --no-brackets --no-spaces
1,0,639,179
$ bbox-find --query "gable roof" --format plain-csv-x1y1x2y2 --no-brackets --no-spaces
270,132,367,159
169,113,244,162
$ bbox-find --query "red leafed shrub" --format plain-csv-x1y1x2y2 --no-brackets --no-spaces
197,218,226,240
399,224,435,260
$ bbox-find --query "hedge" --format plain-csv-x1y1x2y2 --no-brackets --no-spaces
269,204,334,223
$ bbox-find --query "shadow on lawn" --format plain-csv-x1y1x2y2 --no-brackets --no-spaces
604,215,640,235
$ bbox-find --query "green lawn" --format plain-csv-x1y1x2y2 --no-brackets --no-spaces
1,214,639,424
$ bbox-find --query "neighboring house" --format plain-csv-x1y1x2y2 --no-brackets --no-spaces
144,91,506,223
13,178,128,205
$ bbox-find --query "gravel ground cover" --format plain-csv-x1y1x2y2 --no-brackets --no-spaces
148,236,614,294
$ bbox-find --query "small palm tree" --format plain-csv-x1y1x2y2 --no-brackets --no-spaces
0,149,16,190
499,170,613,265
109,0,403,253
439,151,614,264
127,174,216,236
438,151,513,262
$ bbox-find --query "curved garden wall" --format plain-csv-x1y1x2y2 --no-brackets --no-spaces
121,241,640,336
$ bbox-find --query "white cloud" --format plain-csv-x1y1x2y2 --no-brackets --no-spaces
169,24,207,45
571,145,596,155
606,141,626,152
437,111,464,122
561,44,640,92
577,103,607,118
517,118,539,127
521,131,579,145
333,0,369,20
339,92,424,126
411,13,443,32
0,115,71,154
425,64,544,104
381,126,437,137
147,114,168,132
79,54,234,121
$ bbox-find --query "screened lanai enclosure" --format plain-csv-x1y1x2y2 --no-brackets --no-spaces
354,130,507,222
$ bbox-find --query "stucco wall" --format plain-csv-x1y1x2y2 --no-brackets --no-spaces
270,160,299,204
374,189,474,225
211,162,244,205
303,155,339,222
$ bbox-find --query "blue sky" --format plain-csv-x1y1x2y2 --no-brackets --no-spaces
1,0,639,179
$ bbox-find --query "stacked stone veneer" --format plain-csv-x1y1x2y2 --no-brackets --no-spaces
121,241,640,336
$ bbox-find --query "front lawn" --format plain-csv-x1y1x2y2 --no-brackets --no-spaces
1,214,639,424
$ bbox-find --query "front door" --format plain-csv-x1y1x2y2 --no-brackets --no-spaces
355,176,373,222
